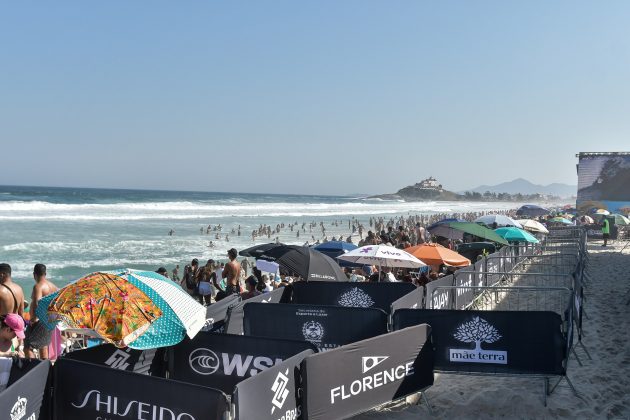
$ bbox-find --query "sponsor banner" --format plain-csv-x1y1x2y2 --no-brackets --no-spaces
425,274,454,309
234,349,314,420
53,358,228,420
301,325,434,420
454,268,475,310
243,303,388,352
390,286,425,312
393,309,567,375
225,288,285,335
0,359,50,420
204,294,241,333
291,281,416,312
63,344,165,376
170,332,316,395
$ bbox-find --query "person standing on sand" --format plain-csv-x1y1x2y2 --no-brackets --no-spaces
0,264,24,317
601,217,610,246
222,248,242,295
25,264,58,359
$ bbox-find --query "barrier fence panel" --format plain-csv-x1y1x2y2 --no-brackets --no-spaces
225,288,284,335
53,358,230,420
169,332,316,395
425,275,454,309
0,359,50,420
63,344,166,376
392,309,568,375
301,324,434,420
203,294,241,333
234,349,314,420
243,303,388,352
290,281,416,313
390,285,425,313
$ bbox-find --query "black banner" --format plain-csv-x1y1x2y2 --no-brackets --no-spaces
393,309,567,375
169,332,316,395
53,358,229,420
243,303,388,352
291,281,416,313
425,274,454,309
63,344,165,376
234,349,314,420
225,288,285,335
204,294,241,333
301,325,434,420
0,359,50,420
390,286,425,313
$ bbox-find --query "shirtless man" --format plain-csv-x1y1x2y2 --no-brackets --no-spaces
222,248,241,295
25,264,58,359
0,263,24,316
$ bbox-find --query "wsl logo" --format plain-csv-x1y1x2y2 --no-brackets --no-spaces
449,316,507,364
189,348,282,377
301,321,324,344
189,348,221,375
337,288,375,308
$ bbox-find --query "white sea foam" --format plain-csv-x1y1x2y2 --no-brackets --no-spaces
0,200,518,221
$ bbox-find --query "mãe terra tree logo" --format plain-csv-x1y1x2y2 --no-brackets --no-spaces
449,316,507,364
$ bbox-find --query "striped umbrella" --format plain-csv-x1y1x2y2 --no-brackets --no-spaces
36,269,206,349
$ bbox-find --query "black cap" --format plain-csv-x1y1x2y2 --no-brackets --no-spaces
156,267,168,275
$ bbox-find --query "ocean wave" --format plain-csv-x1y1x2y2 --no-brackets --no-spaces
0,199,516,221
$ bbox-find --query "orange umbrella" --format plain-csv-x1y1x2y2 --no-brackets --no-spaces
405,243,471,267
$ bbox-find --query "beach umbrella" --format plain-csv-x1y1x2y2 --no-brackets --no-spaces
611,214,630,226
516,204,550,218
337,244,426,269
515,219,549,234
313,241,360,268
495,227,540,243
474,214,523,229
426,218,465,231
258,245,347,281
239,242,283,258
592,208,610,215
404,243,471,267
431,222,510,245
548,217,573,225
36,269,206,349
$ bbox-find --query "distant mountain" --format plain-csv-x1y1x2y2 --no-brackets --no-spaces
463,178,576,197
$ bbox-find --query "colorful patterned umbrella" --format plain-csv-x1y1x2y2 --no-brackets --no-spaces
36,269,206,349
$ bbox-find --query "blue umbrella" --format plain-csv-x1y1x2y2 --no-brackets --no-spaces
313,241,360,268
495,227,540,243
516,204,550,218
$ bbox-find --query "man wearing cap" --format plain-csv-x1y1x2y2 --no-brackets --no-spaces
0,264,25,317
0,313,25,355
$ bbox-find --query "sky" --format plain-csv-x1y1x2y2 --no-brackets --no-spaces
1,1,630,196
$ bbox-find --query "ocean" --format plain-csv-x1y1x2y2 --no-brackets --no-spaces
1,185,539,289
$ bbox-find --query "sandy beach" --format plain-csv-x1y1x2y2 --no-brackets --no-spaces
356,239,630,419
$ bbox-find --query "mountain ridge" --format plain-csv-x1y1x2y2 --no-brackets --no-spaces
462,178,576,197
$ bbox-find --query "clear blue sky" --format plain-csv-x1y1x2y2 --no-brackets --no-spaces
2,1,629,195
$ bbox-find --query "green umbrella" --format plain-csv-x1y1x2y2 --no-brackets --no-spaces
445,222,509,245
495,227,540,243
611,214,630,226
